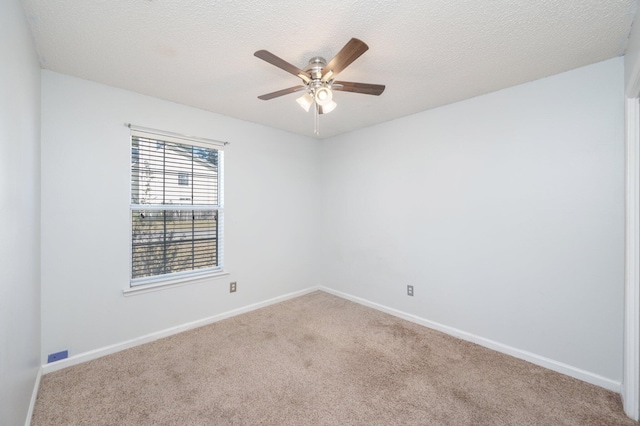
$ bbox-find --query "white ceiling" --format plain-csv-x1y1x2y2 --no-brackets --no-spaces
21,0,638,139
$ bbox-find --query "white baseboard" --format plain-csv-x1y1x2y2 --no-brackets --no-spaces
42,286,320,375
25,366,42,426
39,284,621,394
319,286,621,393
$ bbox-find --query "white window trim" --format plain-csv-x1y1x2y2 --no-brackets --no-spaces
126,124,228,294
127,124,229,151
623,97,640,420
123,269,230,296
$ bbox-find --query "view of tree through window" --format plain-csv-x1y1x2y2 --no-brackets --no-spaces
130,135,222,281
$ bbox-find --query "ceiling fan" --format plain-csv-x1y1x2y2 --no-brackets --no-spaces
254,38,385,134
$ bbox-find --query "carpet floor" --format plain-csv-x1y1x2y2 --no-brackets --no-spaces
32,291,636,425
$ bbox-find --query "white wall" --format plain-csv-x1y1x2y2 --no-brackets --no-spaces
40,71,320,361
0,0,42,424
38,55,626,392
320,58,625,383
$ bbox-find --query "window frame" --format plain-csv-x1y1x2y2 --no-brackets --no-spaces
125,125,228,295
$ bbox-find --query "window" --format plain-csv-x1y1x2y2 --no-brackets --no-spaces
178,172,190,186
130,126,225,286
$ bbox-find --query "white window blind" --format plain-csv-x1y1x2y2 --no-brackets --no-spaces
129,126,225,285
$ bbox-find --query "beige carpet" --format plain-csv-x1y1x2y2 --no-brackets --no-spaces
32,291,636,425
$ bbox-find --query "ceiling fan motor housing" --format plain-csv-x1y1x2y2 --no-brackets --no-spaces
304,56,327,80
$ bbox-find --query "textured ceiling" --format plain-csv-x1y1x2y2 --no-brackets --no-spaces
21,0,638,139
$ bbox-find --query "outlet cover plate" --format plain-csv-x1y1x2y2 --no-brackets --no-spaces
407,285,414,296
230,281,237,293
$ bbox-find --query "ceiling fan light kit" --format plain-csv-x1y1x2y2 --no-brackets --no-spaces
254,38,385,135
296,93,313,112
318,100,337,114
314,86,332,105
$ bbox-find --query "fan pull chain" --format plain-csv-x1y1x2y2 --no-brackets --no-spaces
314,103,320,136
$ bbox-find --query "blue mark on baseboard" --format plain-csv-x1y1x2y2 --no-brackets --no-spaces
47,350,68,363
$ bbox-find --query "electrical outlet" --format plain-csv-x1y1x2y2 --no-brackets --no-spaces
230,281,237,293
47,350,68,363
407,285,414,296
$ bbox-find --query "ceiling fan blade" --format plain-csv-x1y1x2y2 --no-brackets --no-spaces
333,81,385,96
258,85,306,100
254,50,311,82
321,38,369,82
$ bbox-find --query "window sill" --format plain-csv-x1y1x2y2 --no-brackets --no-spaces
123,270,230,297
